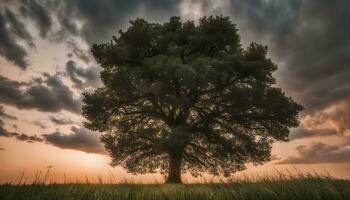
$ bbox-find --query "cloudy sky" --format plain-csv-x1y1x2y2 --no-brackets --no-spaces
1,0,350,183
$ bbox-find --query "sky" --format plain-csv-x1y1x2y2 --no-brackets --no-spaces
0,0,350,183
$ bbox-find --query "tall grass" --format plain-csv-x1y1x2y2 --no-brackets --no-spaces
0,172,349,200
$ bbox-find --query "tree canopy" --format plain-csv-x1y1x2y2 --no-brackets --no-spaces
82,16,303,183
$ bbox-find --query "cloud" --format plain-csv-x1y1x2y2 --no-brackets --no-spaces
0,112,42,143
0,0,61,69
49,115,74,125
0,74,81,114
270,154,282,161
0,147,5,150
0,2,50,69
0,0,349,164
42,126,105,154
290,101,350,140
12,132,44,142
62,0,179,44
0,105,17,120
1,132,43,143
289,126,338,141
229,0,350,114
306,102,350,135
65,60,100,89
33,121,46,129
0,11,28,69
1,0,346,114
165,0,350,118
0,124,43,143
18,0,53,38
66,40,91,64
0,119,7,136
186,0,350,143
0,113,104,154
277,142,350,164
4,8,34,48
0,0,178,69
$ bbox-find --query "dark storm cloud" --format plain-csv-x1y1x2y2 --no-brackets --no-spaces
0,0,65,69
4,8,34,48
51,1,80,41
62,0,179,44
49,115,74,125
3,0,347,113
0,0,54,69
0,11,28,69
227,0,350,113
203,0,350,142
0,74,81,114
0,0,178,69
0,75,24,103
42,126,105,154
65,60,100,89
230,0,302,38
19,0,53,38
203,0,350,163
277,141,350,164
0,1,49,69
0,0,349,161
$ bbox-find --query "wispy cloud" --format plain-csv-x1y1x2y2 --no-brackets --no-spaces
277,141,350,164
65,60,100,90
49,115,74,125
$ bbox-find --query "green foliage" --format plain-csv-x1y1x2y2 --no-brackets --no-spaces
1,178,350,200
82,16,303,182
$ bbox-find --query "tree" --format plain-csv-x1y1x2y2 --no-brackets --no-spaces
82,16,303,183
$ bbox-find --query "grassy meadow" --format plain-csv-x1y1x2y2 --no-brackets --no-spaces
1,174,350,200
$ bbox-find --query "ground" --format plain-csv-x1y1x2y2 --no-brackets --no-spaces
0,177,349,200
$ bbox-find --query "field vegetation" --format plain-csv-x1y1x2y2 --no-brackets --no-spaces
1,172,349,200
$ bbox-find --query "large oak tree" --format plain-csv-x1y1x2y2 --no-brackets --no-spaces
82,16,303,183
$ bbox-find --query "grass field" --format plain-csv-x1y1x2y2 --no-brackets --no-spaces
1,176,350,200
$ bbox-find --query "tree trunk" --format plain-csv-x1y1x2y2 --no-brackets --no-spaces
166,152,182,183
